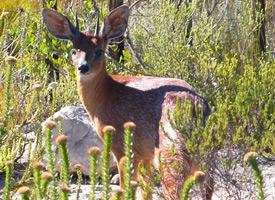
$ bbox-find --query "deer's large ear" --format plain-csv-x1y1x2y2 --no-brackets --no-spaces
101,5,129,41
42,9,77,40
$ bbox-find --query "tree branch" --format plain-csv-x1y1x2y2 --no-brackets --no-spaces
125,32,147,69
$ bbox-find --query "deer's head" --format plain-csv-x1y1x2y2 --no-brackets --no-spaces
42,6,129,80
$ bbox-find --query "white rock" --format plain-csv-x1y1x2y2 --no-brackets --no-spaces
42,106,116,175
110,174,120,185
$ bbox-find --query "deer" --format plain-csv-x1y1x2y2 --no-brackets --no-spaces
42,5,214,200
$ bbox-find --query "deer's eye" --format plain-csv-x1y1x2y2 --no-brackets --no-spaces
94,49,103,58
71,49,77,56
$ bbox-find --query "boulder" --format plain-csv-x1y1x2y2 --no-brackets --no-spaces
42,106,117,175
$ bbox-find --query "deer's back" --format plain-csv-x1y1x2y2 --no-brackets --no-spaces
112,75,194,91
111,75,210,124
106,75,210,159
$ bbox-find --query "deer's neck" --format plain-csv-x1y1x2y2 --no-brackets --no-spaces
77,70,116,121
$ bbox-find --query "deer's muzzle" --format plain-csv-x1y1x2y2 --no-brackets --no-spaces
78,64,89,74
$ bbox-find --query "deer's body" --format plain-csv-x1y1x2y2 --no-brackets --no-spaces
43,5,213,200
78,73,204,157
80,71,212,199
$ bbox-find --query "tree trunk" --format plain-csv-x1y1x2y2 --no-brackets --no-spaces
108,0,125,62
252,0,266,54
42,0,60,103
172,0,193,46
258,0,266,53
185,0,193,46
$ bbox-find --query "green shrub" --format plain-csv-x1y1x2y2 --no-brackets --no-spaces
87,147,101,200
244,152,265,200
101,126,115,200
0,0,274,199
123,122,135,200
129,0,275,157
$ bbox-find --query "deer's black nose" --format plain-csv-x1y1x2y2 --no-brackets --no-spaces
78,64,89,74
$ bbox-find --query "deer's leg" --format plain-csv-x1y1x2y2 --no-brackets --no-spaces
118,156,126,189
132,157,140,182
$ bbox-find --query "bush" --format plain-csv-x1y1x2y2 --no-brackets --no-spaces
129,0,275,156
0,0,274,199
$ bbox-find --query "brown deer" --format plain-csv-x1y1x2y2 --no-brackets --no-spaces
42,5,213,200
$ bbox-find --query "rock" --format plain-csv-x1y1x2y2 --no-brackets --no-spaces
19,131,36,163
110,174,120,185
42,106,117,175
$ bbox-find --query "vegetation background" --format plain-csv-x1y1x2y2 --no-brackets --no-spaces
0,0,274,199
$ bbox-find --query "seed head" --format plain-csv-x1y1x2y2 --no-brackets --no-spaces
130,180,138,188
194,171,205,183
40,171,53,182
123,121,136,130
244,151,258,163
61,185,71,193
87,146,101,155
73,164,82,171
5,56,17,64
55,134,68,145
102,125,116,134
33,161,44,170
32,82,42,91
47,82,58,90
44,119,56,129
17,186,30,195
6,160,13,166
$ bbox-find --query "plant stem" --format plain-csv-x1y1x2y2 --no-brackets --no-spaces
45,127,58,200
123,122,135,200
3,161,13,200
180,176,195,200
33,169,42,200
250,159,265,200
88,149,99,200
101,126,114,200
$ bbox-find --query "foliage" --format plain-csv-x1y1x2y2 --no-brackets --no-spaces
87,147,100,200
129,0,275,158
101,126,115,200
33,162,44,200
0,57,14,138
244,152,265,200
40,171,53,197
3,161,13,200
44,122,58,200
0,0,274,199
17,186,31,200
0,0,38,11
180,171,205,200
123,122,135,200
74,164,82,200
